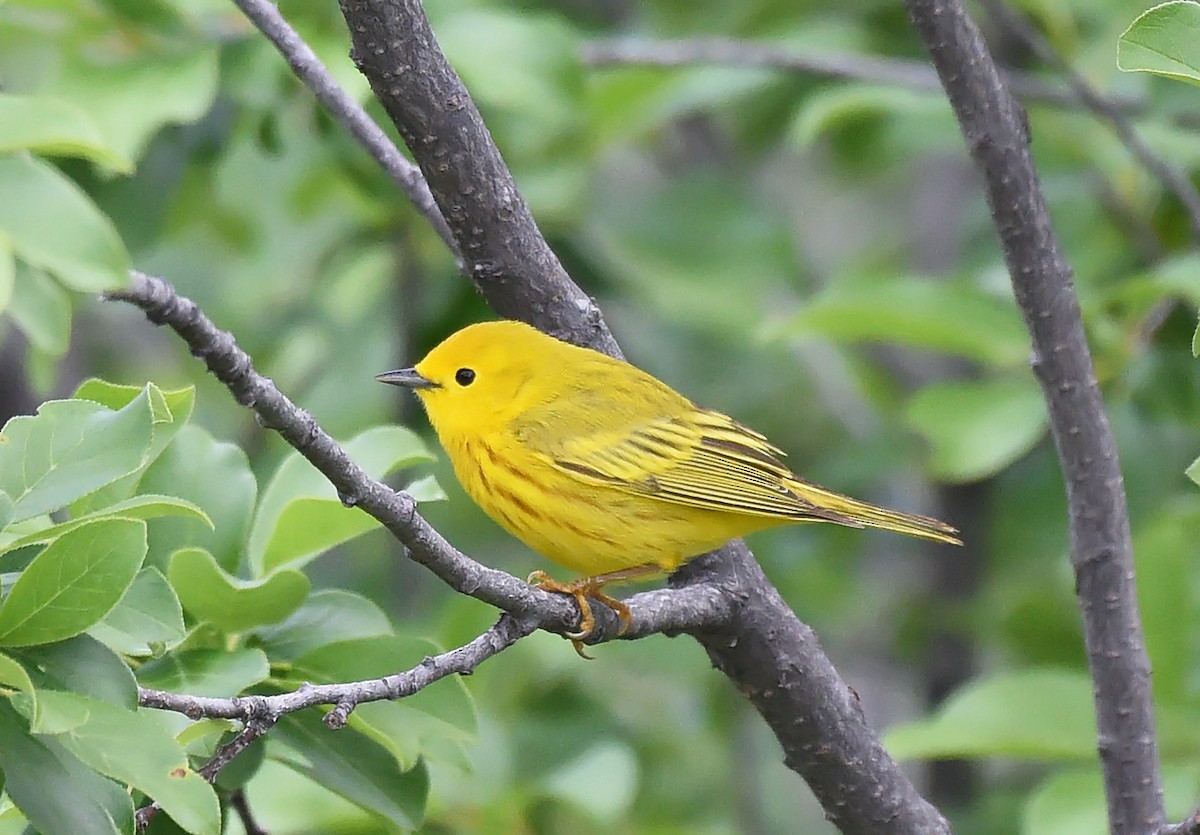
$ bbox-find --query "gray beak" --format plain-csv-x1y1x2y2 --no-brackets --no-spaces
375,368,438,389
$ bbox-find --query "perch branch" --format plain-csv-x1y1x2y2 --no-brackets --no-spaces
107,271,729,645
903,0,1165,832
334,1,952,831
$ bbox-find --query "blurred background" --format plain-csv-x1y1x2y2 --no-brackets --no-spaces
3,0,1200,832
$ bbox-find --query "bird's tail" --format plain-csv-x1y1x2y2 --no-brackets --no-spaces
785,477,962,545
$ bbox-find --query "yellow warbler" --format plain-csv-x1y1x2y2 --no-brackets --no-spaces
378,320,959,640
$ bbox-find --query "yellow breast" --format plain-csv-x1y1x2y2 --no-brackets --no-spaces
444,432,777,576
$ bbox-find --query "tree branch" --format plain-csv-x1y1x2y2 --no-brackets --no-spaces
228,790,268,835
581,36,1135,114
138,614,535,725
979,0,1200,242
107,271,728,646
228,0,461,263
1162,811,1200,835
335,0,619,355
135,717,276,831
333,2,951,831
132,616,534,829
903,0,1164,832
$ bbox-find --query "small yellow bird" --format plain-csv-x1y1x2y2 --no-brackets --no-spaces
378,321,959,644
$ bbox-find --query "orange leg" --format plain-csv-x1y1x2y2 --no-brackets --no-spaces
528,565,661,657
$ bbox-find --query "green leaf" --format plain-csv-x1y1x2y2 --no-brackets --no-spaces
906,375,1048,482
51,49,220,165
16,634,136,709
0,518,146,647
0,493,12,533
255,589,392,661
0,154,129,293
70,381,196,514
9,261,71,357
1132,506,1200,704
271,709,429,830
791,85,955,148
88,567,185,657
1021,767,1106,835
1118,2,1200,86
247,426,436,576
779,274,1029,366
291,636,476,770
1019,763,1200,835
0,94,131,171
34,691,220,835
1186,454,1200,486
0,390,154,523
140,425,257,572
0,494,209,556
885,669,1096,760
542,741,639,823
137,648,269,697
168,547,309,633
0,699,133,835
0,652,37,727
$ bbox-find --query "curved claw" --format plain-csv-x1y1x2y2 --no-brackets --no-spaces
527,565,656,653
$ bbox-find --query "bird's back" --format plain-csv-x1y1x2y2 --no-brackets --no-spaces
431,323,959,577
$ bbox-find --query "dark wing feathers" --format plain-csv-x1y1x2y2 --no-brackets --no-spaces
543,409,861,525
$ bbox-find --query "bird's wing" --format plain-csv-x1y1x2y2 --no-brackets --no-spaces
539,407,862,526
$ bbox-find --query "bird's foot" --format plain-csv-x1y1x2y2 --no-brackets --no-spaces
528,568,648,658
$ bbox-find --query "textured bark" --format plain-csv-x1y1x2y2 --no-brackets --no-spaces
336,1,951,831
904,0,1164,831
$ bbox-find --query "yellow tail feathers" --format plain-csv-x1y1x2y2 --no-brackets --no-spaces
785,478,962,545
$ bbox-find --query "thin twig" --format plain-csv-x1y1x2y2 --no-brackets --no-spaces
229,790,269,835
105,271,731,643
228,0,462,265
132,616,534,829
135,718,276,831
581,37,1144,115
979,0,1200,242
1162,811,1200,835
138,615,535,725
904,0,1165,832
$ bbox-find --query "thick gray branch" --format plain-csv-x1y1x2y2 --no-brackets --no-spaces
335,2,950,831
903,0,1164,832
338,0,618,354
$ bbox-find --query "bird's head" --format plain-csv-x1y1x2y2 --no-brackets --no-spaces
376,320,551,439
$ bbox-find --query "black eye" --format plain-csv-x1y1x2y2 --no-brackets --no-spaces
455,367,476,386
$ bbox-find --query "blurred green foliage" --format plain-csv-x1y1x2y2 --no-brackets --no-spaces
1,0,1200,832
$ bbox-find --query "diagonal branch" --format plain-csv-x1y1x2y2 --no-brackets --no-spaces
903,0,1164,832
134,717,277,831
138,614,536,725
334,1,951,832
229,0,461,262
336,0,620,356
132,616,534,829
106,270,730,646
